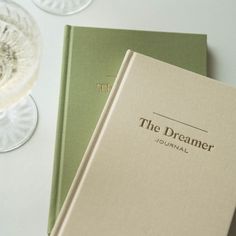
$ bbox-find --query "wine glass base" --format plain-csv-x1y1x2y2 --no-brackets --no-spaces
0,96,38,153
32,0,93,16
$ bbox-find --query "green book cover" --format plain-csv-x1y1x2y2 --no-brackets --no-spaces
48,26,207,234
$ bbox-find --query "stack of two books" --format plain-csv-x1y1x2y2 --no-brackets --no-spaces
48,26,236,236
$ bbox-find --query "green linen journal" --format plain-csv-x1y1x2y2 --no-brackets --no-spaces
48,26,207,234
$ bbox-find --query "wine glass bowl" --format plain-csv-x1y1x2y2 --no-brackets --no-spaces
0,0,40,110
0,0,41,152
32,0,93,16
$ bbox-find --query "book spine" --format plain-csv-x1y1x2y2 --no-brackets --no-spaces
47,25,72,235
50,50,135,236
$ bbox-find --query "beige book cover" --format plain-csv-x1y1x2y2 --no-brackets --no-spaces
51,51,236,236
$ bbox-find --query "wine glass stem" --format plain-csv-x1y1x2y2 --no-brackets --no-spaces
0,111,6,119
0,110,8,125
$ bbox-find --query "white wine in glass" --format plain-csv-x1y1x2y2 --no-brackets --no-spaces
0,0,41,152
32,0,93,16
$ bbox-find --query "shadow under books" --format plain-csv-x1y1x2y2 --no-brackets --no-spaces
207,48,217,79
228,208,236,236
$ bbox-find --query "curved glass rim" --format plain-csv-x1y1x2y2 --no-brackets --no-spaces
32,0,93,16
0,95,39,153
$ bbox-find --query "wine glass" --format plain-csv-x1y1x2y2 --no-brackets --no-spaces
0,0,41,153
32,0,93,16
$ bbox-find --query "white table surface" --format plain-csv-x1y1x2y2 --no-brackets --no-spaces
0,0,236,235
